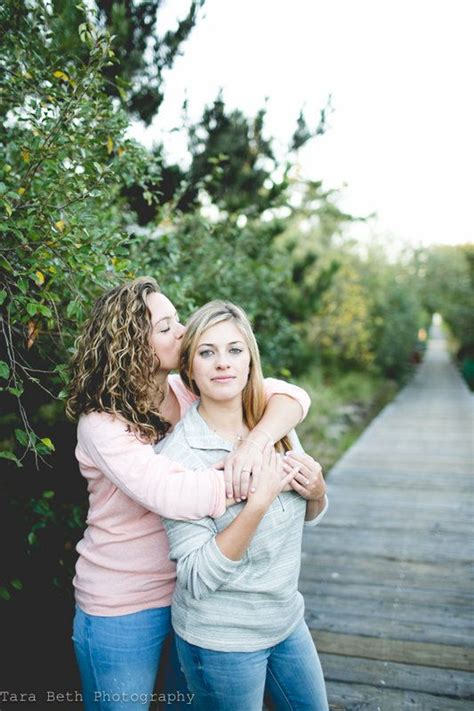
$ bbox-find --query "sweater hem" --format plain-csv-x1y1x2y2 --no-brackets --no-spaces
173,611,305,652
74,594,173,617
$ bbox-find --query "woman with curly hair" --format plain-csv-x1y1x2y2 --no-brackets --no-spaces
66,277,311,711
157,300,329,710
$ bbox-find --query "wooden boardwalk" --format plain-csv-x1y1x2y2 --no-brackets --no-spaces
301,323,474,710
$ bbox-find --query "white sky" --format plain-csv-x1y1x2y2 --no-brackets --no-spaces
130,0,474,248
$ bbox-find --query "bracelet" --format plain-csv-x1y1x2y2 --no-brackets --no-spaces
250,427,274,444
243,438,266,450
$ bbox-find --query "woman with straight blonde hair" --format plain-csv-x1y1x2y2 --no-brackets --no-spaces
157,300,329,710
179,300,293,453
67,279,312,710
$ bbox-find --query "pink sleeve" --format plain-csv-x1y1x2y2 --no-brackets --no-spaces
263,377,311,422
77,413,225,520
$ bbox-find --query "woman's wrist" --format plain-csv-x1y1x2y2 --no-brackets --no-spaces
245,427,274,449
305,494,327,521
312,489,327,502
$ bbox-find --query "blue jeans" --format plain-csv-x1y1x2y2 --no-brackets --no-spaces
72,605,191,710
175,619,329,710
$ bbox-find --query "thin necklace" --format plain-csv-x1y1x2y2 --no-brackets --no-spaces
198,408,248,444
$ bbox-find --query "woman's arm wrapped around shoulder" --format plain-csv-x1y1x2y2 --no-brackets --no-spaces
76,411,226,520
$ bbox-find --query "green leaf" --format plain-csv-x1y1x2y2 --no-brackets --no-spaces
36,437,55,454
41,437,54,451
0,257,13,273
0,587,11,601
42,490,55,499
10,579,23,591
7,385,24,397
28,531,37,546
0,450,22,467
66,301,77,318
0,361,9,379
26,302,38,317
15,429,29,446
37,304,52,317
0,289,7,305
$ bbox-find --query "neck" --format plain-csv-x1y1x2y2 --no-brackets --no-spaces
198,397,247,438
152,369,169,409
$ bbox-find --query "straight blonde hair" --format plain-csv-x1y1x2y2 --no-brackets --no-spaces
180,300,291,452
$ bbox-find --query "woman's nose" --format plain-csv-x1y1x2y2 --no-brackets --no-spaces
216,354,230,369
175,323,185,339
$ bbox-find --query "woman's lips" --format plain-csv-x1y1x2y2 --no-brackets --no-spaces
211,376,235,382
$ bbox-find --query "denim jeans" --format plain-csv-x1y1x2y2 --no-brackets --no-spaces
175,618,329,710
72,605,190,710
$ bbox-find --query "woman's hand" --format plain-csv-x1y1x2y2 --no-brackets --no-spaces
246,443,295,513
283,451,326,501
217,429,271,502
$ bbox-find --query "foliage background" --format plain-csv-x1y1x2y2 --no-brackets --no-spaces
1,0,472,693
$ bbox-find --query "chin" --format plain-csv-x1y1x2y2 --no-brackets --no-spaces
164,357,180,371
207,387,243,401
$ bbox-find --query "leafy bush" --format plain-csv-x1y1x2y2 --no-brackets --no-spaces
0,1,154,464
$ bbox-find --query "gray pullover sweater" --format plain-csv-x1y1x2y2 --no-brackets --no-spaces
155,401,328,652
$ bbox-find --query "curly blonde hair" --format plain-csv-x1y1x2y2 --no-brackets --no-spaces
66,276,170,443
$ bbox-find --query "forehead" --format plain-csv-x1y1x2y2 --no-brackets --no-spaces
146,292,175,321
199,320,246,344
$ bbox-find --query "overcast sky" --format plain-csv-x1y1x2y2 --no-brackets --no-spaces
130,0,473,248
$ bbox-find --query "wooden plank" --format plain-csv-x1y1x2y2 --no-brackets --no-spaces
300,580,473,611
326,681,474,710
304,516,473,536
302,529,473,562
304,596,473,634
319,653,474,697
305,610,473,647
310,630,474,672
331,454,473,469
300,553,473,593
324,478,474,493
306,519,473,536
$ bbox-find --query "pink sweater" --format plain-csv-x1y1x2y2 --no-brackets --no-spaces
73,375,310,616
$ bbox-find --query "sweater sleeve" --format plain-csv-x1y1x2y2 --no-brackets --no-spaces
77,412,226,520
162,515,244,601
262,377,311,422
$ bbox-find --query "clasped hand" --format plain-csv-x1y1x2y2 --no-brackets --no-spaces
282,451,326,501
216,436,325,504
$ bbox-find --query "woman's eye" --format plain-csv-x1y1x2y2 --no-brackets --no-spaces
159,327,170,333
230,347,243,354
198,350,213,358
